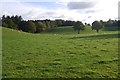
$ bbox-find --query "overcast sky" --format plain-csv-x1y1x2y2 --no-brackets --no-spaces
0,0,119,24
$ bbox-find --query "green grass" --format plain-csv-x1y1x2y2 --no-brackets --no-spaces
104,26,118,31
43,26,98,34
2,26,119,78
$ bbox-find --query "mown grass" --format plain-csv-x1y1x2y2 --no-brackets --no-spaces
2,26,119,78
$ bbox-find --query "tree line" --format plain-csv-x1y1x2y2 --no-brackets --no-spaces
2,15,77,33
1,15,119,34
2,15,56,33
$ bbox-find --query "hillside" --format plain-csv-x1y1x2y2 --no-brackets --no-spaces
43,26,98,34
2,27,119,78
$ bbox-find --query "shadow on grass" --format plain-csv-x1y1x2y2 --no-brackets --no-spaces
70,33,120,40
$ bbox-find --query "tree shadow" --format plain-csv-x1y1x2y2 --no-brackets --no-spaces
69,33,120,40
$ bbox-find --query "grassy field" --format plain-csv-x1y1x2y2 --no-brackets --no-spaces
2,26,119,78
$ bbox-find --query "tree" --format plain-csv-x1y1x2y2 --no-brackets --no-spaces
2,15,10,27
55,19,64,26
14,15,22,24
100,20,104,25
50,21,57,27
2,22,8,27
45,21,51,30
19,21,26,31
85,23,87,26
92,21,103,33
2,15,23,29
6,19,15,28
35,22,46,33
25,21,36,33
63,20,74,26
2,15,6,22
73,21,85,34
87,24,91,26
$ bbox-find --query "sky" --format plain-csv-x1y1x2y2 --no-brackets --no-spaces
0,0,119,24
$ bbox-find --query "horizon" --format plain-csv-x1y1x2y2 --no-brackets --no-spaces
0,0,119,24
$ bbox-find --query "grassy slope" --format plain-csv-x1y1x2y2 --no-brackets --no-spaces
2,26,119,78
43,26,97,34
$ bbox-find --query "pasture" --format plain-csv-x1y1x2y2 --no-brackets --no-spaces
2,26,119,78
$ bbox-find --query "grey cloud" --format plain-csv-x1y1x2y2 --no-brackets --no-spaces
67,2,96,10
85,10,95,13
36,12,66,19
88,16,92,18
82,19,86,21
53,15,65,18
44,11,55,15
76,9,96,14
114,17,120,20
22,11,53,20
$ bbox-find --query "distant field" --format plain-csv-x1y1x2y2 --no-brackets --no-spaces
2,26,119,78
43,26,98,34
